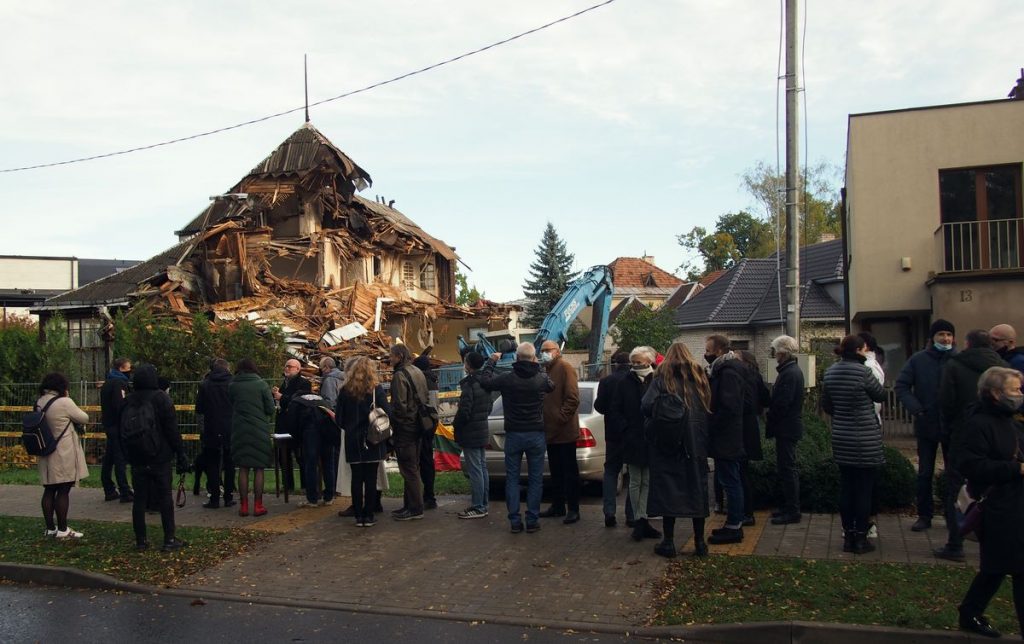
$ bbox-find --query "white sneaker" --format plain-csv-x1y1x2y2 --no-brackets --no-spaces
44,528,57,537
867,523,878,539
55,527,83,539
323,498,335,506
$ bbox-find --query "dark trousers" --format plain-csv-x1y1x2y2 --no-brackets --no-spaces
101,430,131,496
776,437,800,515
916,435,946,519
942,460,965,550
838,465,877,533
960,571,1024,632
739,460,754,517
301,430,324,504
396,434,424,514
321,445,338,501
131,461,175,545
350,461,378,519
547,442,580,512
420,429,436,503
602,439,634,521
202,443,235,502
715,458,745,527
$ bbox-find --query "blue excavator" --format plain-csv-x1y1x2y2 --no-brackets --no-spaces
456,265,614,377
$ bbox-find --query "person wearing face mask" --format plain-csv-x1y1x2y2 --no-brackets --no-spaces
822,335,888,554
894,318,957,534
936,329,1009,562
954,367,1024,639
610,346,659,542
990,324,1024,382
538,340,582,524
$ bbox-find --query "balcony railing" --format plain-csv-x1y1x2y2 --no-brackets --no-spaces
935,218,1023,273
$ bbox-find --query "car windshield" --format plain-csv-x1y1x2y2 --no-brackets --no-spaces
489,385,595,417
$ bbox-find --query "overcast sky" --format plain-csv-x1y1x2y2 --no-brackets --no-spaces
1,1,1020,301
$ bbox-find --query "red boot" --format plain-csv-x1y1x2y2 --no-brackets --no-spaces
254,500,268,517
239,498,249,517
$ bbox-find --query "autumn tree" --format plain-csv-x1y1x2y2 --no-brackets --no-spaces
455,269,484,307
521,222,578,328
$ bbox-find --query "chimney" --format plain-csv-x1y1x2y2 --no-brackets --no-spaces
1010,68,1024,100
641,254,656,265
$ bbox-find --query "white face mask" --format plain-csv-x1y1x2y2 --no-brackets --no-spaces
539,352,554,364
632,365,654,378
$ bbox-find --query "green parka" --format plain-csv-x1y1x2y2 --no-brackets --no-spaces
228,372,275,468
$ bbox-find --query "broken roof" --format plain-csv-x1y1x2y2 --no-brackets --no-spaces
607,257,684,290
673,239,844,327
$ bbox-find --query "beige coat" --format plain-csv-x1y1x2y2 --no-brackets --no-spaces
542,357,581,444
35,391,89,486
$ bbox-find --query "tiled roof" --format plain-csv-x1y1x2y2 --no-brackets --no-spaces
674,239,844,327
661,282,701,311
607,257,683,289
699,269,726,287
609,295,649,325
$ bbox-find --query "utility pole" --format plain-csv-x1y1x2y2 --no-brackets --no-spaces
784,0,801,343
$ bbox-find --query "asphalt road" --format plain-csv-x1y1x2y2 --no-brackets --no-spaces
0,583,659,643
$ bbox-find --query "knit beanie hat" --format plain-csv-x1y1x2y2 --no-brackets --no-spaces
929,318,955,338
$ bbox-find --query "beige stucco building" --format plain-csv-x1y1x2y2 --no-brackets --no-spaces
845,98,1024,376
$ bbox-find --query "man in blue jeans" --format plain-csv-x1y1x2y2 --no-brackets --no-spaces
477,342,554,533
704,334,747,545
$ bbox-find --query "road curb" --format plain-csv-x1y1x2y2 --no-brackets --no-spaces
0,563,982,642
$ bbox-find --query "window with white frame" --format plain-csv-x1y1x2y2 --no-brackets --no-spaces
401,261,416,288
420,262,436,290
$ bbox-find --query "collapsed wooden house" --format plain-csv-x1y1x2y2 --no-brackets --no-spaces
34,122,516,377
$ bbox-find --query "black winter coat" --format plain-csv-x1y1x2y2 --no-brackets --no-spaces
196,367,232,449
613,371,653,466
123,364,181,466
894,346,955,441
478,360,554,433
275,375,311,434
708,354,746,461
594,367,630,443
453,373,493,449
766,359,805,441
642,374,710,518
941,347,1008,446
741,364,769,461
99,371,130,431
822,358,887,467
958,398,1024,574
289,394,340,447
336,385,391,464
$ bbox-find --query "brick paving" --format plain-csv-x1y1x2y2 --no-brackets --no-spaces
0,483,979,627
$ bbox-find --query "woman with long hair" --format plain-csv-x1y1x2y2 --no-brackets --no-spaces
821,334,887,554
642,342,713,557
36,372,90,539
336,357,391,527
229,359,276,517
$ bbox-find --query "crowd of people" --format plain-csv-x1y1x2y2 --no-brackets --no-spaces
27,320,1024,636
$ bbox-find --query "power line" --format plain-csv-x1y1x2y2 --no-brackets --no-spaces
1,0,618,174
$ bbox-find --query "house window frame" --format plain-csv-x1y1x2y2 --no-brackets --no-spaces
938,163,1023,271
401,260,416,288
419,261,437,291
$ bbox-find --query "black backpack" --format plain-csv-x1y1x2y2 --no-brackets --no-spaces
21,397,72,457
120,395,163,462
645,384,689,455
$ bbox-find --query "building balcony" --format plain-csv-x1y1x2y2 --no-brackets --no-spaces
934,218,1024,274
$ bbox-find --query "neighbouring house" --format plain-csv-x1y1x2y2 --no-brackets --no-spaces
845,95,1024,379
672,239,846,371
32,122,515,378
0,255,139,322
606,255,685,309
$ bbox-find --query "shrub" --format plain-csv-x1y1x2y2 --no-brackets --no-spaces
748,410,915,513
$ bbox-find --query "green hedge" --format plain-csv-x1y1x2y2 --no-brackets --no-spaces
748,412,916,513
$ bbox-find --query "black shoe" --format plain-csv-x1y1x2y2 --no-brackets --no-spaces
842,531,854,553
374,501,384,513
510,522,524,534
363,514,377,527
604,515,617,528
770,510,783,519
625,519,637,528
654,541,677,558
562,511,580,525
959,614,1001,638
391,506,407,515
708,527,744,544
852,532,875,555
741,515,756,527
338,506,357,517
934,545,966,562
911,517,931,532
710,525,734,536
538,506,566,518
642,520,662,539
222,498,236,508
161,538,188,552
526,523,541,533
631,519,646,542
193,483,201,496
693,541,709,557
771,513,802,525
202,499,220,509
104,491,120,502
135,541,149,552
424,499,438,510
119,493,134,504
392,510,424,521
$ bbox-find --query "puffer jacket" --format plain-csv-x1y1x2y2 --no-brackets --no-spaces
894,345,955,441
940,347,1008,445
822,357,887,467
453,372,493,449
478,360,554,433
195,367,232,449
707,352,746,461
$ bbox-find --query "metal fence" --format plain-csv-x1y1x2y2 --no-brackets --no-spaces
936,218,1023,272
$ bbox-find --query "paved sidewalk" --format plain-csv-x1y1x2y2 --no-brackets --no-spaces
0,484,980,628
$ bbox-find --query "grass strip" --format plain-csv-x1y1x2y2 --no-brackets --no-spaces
654,554,1018,635
0,515,268,587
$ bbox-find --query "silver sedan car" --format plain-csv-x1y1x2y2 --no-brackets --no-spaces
461,381,606,484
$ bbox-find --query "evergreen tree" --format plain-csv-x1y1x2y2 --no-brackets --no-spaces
521,222,578,328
